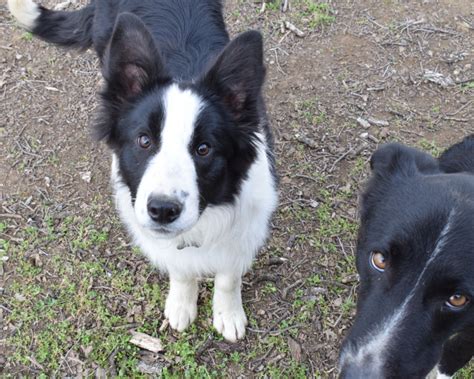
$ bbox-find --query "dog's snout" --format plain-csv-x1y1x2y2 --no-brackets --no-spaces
147,196,183,224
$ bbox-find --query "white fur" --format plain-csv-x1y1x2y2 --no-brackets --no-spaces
134,84,202,236
340,211,455,374
213,274,247,342
426,366,452,379
435,371,451,379
8,0,40,30
164,276,199,332
111,85,277,339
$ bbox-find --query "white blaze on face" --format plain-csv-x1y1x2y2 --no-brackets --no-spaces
340,210,456,376
134,84,203,235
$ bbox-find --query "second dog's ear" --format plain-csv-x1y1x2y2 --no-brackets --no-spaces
103,13,168,100
201,31,265,118
370,143,439,177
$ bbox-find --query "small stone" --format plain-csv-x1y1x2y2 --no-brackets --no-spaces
14,293,26,302
80,171,92,183
333,297,343,307
309,199,319,208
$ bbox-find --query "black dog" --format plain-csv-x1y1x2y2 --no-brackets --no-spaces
340,135,474,378
9,0,278,342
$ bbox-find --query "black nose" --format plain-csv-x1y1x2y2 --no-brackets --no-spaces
147,197,183,224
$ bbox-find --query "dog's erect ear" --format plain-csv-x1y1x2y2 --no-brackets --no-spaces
370,143,439,177
439,134,474,174
201,31,265,118
103,13,168,100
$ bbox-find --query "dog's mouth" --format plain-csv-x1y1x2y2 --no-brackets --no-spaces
144,225,181,239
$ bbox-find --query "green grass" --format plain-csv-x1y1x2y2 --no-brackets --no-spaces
300,0,335,28
418,138,443,157
21,31,33,41
461,80,474,92
2,206,315,377
3,214,148,375
455,362,474,379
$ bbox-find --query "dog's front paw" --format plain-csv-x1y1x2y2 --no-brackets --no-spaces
164,295,198,332
164,278,198,332
213,302,248,342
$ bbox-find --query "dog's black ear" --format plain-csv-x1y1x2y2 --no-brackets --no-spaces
102,13,168,100
201,30,265,118
439,134,474,174
370,143,439,177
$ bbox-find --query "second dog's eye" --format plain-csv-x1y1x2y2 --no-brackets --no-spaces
196,143,211,157
446,294,469,309
370,251,386,272
137,134,151,149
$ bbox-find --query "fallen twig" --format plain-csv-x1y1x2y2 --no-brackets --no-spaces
367,117,389,127
423,70,454,87
295,134,318,149
356,117,371,129
284,21,305,37
130,331,164,353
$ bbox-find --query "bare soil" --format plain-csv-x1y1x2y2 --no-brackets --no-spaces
1,0,473,377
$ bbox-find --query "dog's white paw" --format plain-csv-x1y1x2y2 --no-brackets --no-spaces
213,305,248,342
164,295,198,332
164,277,198,332
213,274,247,342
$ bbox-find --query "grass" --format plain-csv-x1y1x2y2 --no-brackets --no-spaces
461,80,474,92
300,0,335,28
455,364,474,379
21,32,33,41
2,152,361,376
1,200,321,377
418,138,444,157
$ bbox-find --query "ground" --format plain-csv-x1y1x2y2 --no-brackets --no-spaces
1,0,473,377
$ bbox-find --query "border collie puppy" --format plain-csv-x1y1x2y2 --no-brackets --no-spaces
339,135,474,378
8,0,278,342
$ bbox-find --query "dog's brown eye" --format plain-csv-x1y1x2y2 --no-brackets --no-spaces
196,143,210,157
138,134,151,149
446,294,469,309
370,251,386,272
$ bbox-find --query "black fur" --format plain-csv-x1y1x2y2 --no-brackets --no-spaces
27,0,271,210
340,135,474,378
34,3,95,49
439,134,474,174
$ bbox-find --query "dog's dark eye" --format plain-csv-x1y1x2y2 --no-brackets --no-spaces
196,143,210,157
446,294,469,309
370,251,386,272
137,134,151,149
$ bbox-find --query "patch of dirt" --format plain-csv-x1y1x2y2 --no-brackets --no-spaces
1,0,473,377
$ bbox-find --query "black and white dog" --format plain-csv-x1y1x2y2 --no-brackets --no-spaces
340,135,474,378
9,0,278,341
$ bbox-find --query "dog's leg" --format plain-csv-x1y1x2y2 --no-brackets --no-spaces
213,273,247,342
437,329,474,377
164,275,199,332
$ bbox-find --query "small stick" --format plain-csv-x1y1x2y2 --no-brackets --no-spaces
285,21,305,37
130,331,164,353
